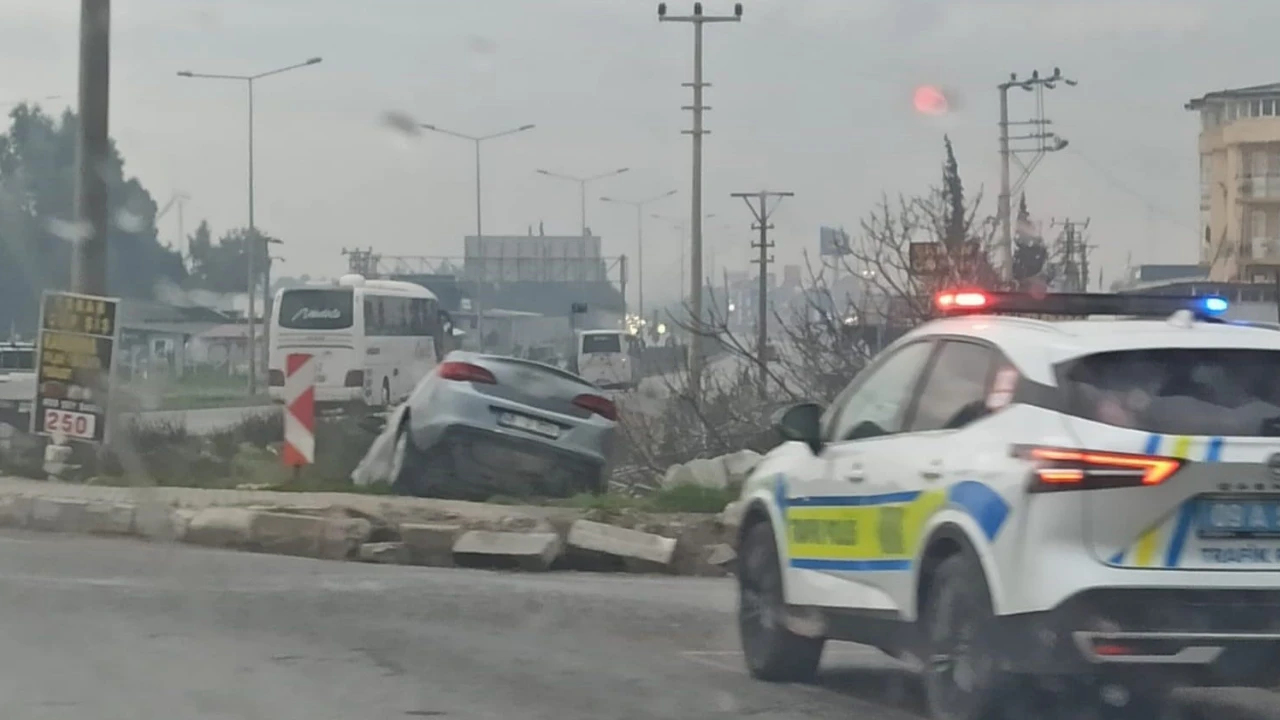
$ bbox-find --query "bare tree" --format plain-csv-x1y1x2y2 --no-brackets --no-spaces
610,138,1000,488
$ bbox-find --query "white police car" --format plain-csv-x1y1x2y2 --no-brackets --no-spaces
735,290,1280,719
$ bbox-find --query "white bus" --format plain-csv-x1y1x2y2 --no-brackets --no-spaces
268,274,449,408
575,329,640,390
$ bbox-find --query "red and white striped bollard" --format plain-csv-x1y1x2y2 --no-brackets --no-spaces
282,353,316,467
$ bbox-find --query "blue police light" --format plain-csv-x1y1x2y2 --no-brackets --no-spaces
1200,296,1229,315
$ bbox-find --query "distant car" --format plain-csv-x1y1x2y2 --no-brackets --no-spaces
387,350,618,499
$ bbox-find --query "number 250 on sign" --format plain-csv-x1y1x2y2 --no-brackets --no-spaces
43,409,96,440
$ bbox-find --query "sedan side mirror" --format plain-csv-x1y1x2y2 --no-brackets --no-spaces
773,402,824,454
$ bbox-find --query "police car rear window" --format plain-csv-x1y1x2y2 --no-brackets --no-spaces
1058,348,1280,437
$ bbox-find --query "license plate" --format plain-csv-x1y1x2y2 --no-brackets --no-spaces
41,408,97,440
1197,498,1280,539
497,412,560,439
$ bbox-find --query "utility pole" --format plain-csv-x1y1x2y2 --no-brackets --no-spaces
659,1,742,406
72,0,111,296
732,190,791,399
997,67,1076,284
1050,217,1092,292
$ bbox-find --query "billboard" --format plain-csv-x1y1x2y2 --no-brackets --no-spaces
463,235,607,283
819,226,851,257
31,291,120,444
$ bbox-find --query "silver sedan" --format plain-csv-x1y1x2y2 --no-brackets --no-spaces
388,351,618,499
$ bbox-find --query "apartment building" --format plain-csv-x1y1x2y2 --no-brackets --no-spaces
1187,82,1280,281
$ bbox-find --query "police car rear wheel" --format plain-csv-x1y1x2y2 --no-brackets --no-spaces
922,553,1008,720
738,521,824,682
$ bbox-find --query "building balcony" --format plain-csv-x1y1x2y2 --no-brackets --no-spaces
1239,174,1280,200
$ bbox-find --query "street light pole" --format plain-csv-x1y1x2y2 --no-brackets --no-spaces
420,123,535,348
652,212,715,308
177,56,323,394
601,190,678,319
659,1,742,405
536,167,630,236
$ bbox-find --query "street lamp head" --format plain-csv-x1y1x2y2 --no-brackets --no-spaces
177,71,194,77
536,169,552,176
616,167,631,175
734,3,743,17
657,2,667,17
662,189,678,198
518,124,536,131
306,57,323,65
600,196,615,203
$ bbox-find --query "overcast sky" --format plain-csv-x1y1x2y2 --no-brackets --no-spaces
0,0,1269,303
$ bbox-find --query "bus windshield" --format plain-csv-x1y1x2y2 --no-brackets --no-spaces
581,333,622,354
278,289,355,330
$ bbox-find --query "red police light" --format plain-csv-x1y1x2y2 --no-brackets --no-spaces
935,291,990,312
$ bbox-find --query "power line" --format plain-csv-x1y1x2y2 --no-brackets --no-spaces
1065,147,1195,233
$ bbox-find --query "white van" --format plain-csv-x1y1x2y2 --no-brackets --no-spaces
575,329,639,390
269,275,449,408
0,341,35,424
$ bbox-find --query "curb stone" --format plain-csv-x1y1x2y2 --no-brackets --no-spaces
452,530,562,570
0,481,735,576
566,519,677,568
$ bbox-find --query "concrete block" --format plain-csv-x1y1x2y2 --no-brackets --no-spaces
0,495,32,528
566,519,677,567
136,505,192,541
452,530,561,570
248,512,329,557
358,541,407,564
705,543,737,567
317,517,372,560
400,523,462,566
183,507,257,548
82,502,136,535
29,497,89,532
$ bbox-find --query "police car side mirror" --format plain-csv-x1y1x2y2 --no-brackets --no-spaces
774,402,824,454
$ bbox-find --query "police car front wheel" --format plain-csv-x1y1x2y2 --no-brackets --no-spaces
737,521,824,682
921,553,1010,720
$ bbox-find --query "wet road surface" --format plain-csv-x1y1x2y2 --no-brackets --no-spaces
0,530,1275,720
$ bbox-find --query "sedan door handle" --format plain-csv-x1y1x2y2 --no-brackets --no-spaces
920,461,943,481
844,465,865,482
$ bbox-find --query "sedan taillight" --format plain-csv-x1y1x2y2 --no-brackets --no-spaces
573,393,617,421
438,361,497,384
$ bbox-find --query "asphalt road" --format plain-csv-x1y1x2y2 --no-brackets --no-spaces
1,531,1277,720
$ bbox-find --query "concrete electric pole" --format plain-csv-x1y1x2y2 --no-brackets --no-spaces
997,67,1076,283
659,1,741,406
732,190,791,399
72,0,111,296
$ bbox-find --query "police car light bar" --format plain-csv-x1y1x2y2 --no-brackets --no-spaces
933,290,1229,320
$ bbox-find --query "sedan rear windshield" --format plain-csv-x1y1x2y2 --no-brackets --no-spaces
278,289,354,330
1058,348,1280,437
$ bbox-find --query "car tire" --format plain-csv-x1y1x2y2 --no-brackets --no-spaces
921,552,1013,720
737,520,824,683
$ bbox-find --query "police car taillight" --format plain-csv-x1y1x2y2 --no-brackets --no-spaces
1014,445,1184,492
